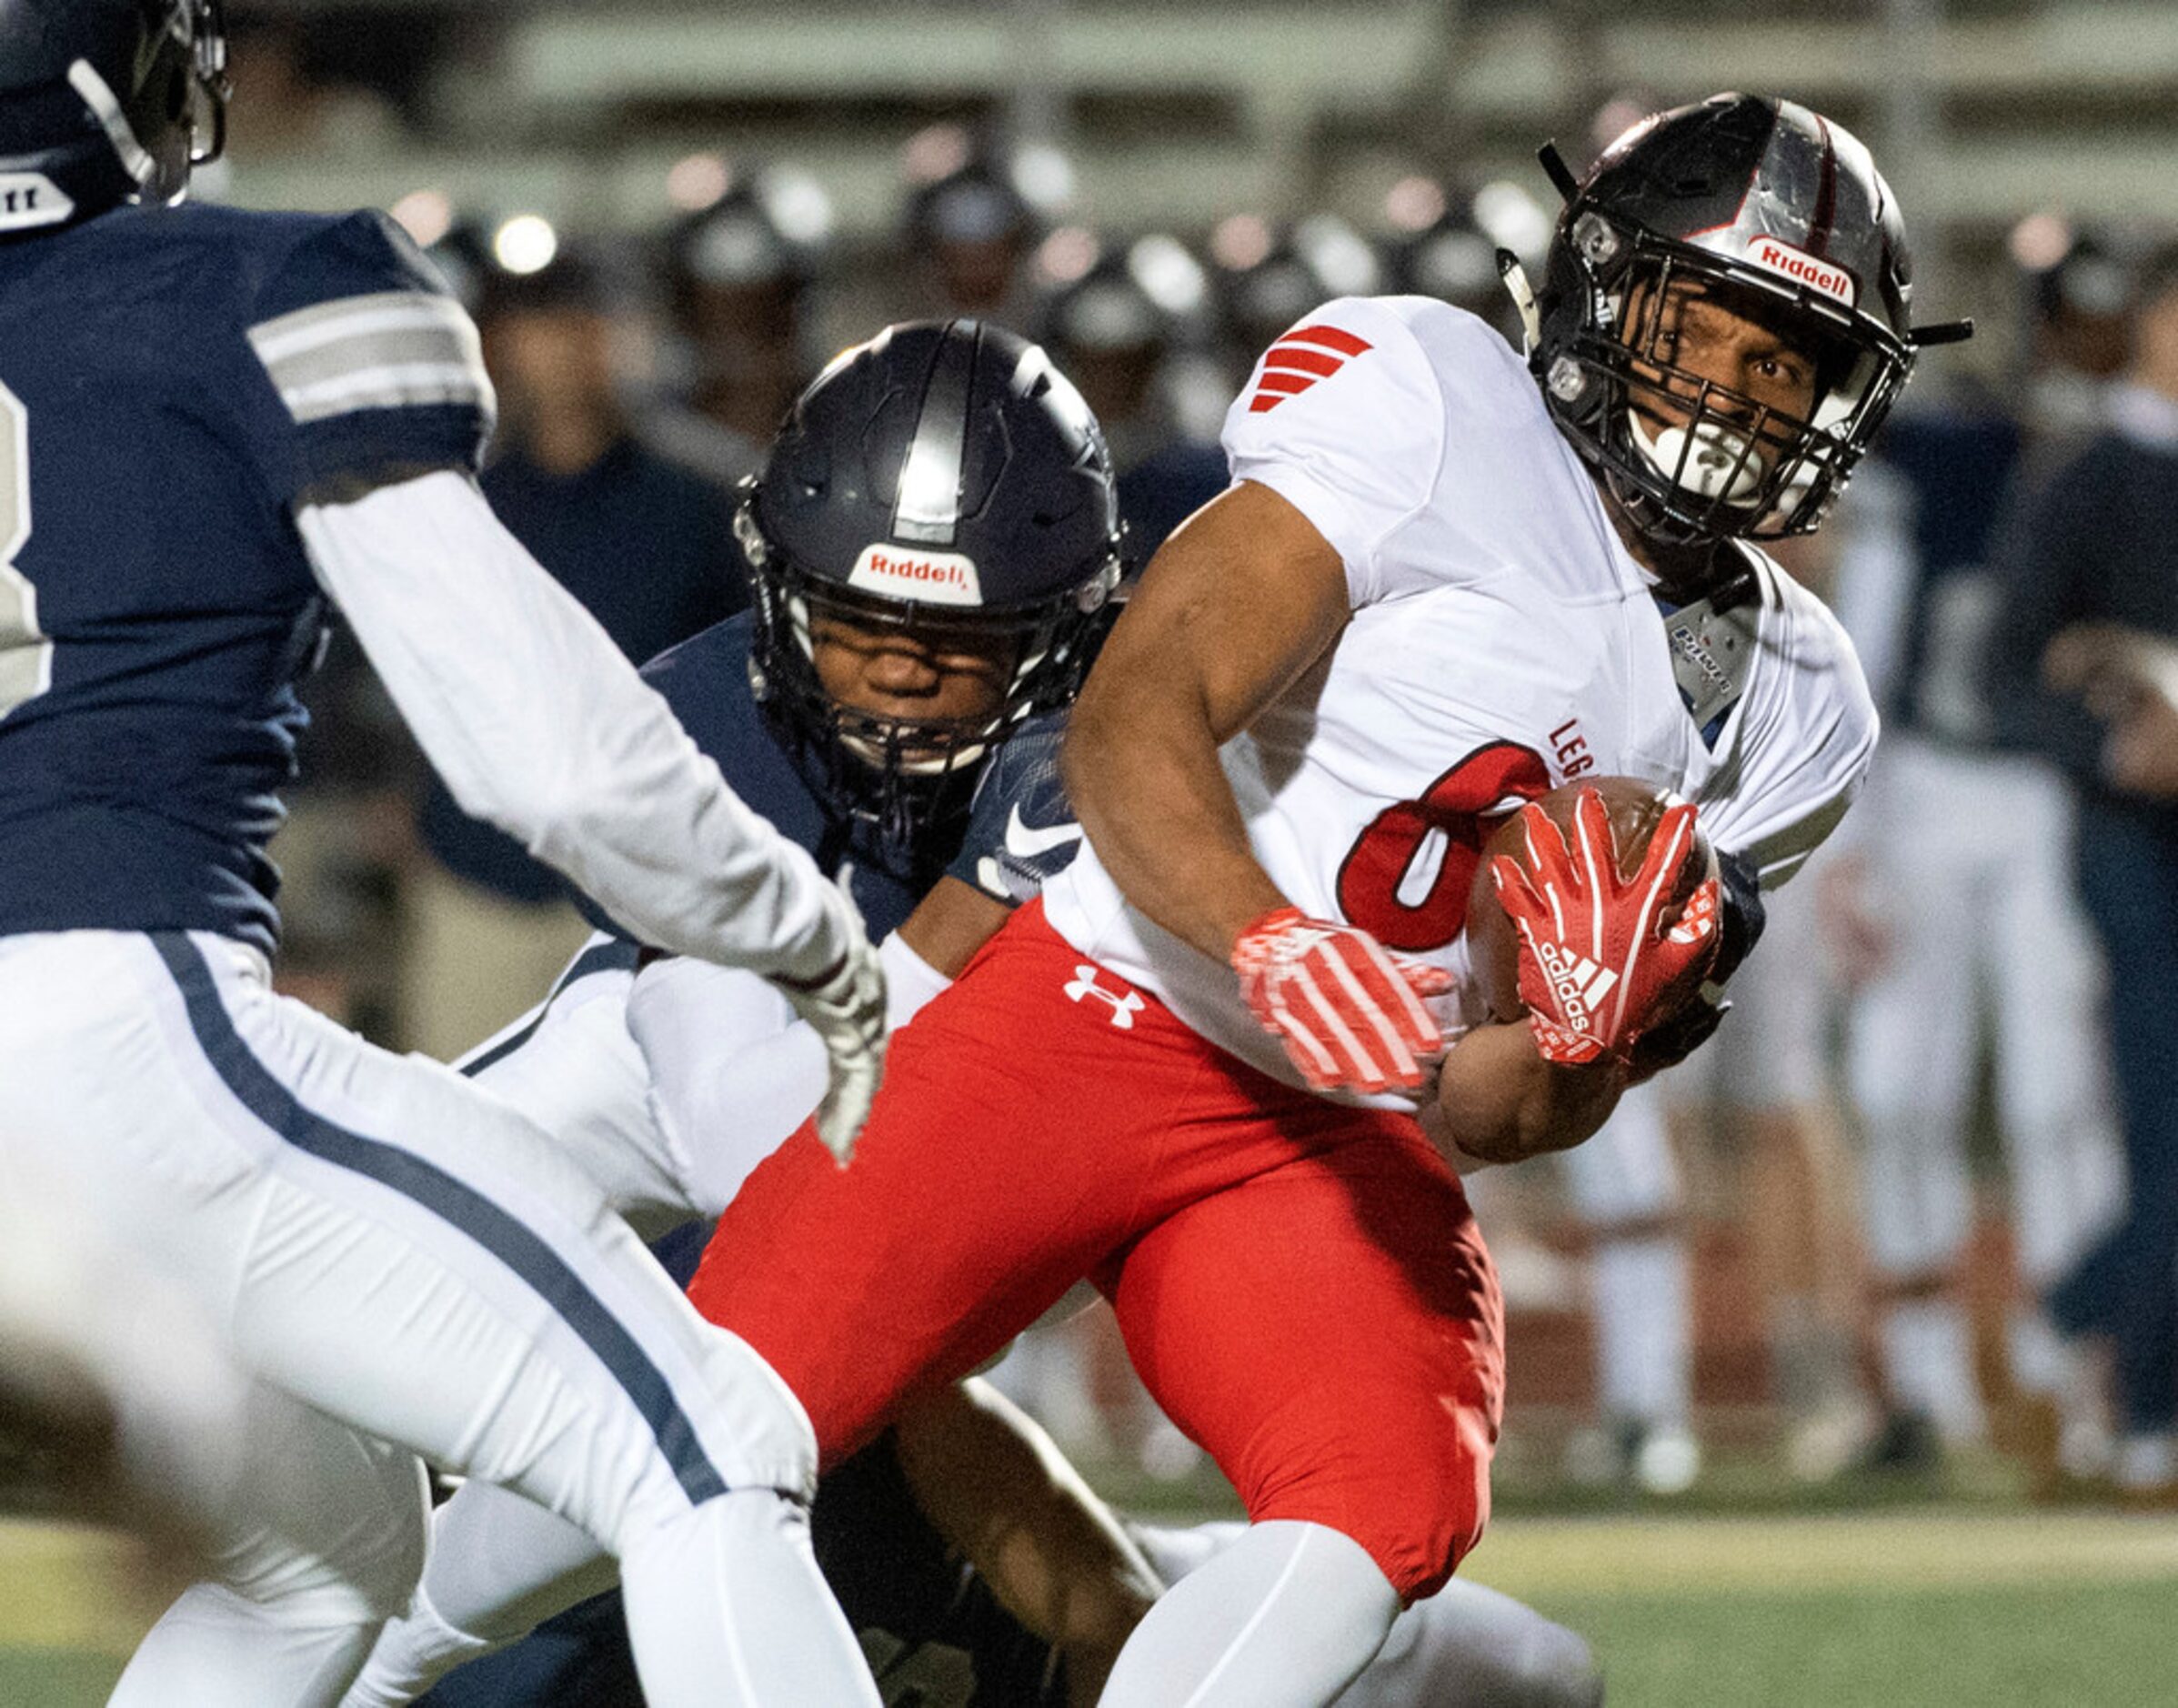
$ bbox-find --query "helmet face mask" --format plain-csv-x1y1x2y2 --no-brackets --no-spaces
183,0,232,174
1549,226,1911,544
742,530,1110,852
1532,95,1921,552
738,320,1121,860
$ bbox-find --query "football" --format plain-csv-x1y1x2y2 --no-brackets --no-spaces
1462,776,1721,1025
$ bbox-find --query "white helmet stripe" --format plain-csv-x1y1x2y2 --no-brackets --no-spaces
892,320,978,548
67,59,155,188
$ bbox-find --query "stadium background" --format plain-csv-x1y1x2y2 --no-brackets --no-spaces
8,2,2177,1703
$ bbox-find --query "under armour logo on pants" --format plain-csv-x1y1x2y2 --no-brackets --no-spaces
1065,964,1145,1030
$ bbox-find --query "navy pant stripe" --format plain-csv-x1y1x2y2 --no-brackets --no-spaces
151,931,728,1505
460,938,643,1080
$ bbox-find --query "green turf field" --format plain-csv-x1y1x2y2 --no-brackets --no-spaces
6,1510,2174,1705
1468,1512,2178,1707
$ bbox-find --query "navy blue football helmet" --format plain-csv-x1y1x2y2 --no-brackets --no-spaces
738,319,1121,853
0,0,229,235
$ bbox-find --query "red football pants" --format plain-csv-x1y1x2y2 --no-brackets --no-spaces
688,901,1504,1597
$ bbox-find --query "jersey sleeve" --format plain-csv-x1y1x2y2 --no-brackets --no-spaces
1219,297,1447,608
238,210,495,501
947,715,1082,906
1703,581,1881,889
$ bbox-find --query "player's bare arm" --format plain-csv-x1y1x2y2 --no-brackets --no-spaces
1068,482,1458,1097
1063,478,1349,960
1434,1019,1626,1164
897,875,1015,979
892,1381,1163,1708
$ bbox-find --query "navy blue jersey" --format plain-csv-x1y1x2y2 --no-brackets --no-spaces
1870,405,2024,747
1116,437,1230,564
588,611,1075,946
0,203,492,956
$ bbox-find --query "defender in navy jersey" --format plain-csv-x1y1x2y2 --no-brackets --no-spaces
0,6,886,1704
343,320,1129,1703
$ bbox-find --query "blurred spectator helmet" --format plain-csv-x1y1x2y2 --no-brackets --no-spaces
1211,212,1381,357
666,164,833,303
903,130,1069,251
1386,177,1552,327
1039,240,1207,360
0,0,230,229
2009,216,2133,385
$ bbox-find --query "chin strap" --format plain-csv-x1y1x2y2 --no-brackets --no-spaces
1497,248,1544,352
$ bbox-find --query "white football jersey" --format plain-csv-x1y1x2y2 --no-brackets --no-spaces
1041,295,1877,1100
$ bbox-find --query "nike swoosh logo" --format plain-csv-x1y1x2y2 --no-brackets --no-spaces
1005,805,1083,859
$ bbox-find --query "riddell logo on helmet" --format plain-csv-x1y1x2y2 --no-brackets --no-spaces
848,544,984,607
1744,238,1856,307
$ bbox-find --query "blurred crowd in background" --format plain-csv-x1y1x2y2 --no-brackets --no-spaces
222,11,2178,1517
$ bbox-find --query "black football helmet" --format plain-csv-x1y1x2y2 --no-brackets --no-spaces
738,319,1122,856
1530,93,1963,548
0,0,228,236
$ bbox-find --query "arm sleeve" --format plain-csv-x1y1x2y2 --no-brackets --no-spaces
238,211,496,500
296,470,853,983
627,930,950,1176
1985,449,2107,776
1219,297,1446,608
946,716,1082,905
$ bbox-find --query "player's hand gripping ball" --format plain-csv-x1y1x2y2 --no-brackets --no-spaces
1464,778,1721,1067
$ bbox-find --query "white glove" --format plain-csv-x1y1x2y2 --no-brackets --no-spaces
769,886,888,1164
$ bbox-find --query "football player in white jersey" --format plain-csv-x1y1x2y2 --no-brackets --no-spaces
346,323,1603,1708
672,95,1964,1706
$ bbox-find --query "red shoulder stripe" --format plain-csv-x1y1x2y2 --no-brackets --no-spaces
1280,324,1373,357
1263,344,1344,377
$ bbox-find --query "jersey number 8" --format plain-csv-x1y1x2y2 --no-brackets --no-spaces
0,382,52,721
1335,742,1551,952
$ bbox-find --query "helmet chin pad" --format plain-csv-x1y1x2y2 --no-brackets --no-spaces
1626,412,1770,507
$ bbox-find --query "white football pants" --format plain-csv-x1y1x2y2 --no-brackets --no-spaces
448,937,710,1242
0,1148,257,1545
0,929,876,1708
455,929,938,1241
1555,1080,1692,1431
1664,878,1831,1114
1846,741,2124,1288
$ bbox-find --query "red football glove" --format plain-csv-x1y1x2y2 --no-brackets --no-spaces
1232,906,1452,1094
1488,789,1721,1067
